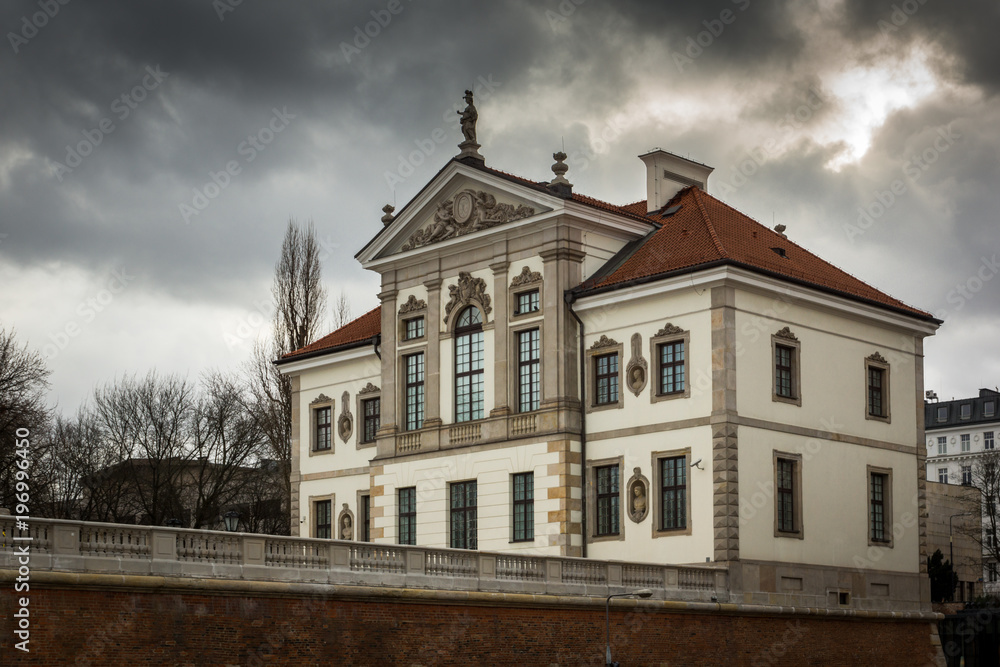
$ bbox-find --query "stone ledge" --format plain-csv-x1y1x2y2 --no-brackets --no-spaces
0,568,942,621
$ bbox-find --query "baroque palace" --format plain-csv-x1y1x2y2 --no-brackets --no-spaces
275,92,941,611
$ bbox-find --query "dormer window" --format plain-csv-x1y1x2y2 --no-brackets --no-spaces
960,404,972,420
936,406,948,422
986,401,997,418
514,290,540,315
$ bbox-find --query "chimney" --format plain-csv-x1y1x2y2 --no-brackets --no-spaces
639,149,714,213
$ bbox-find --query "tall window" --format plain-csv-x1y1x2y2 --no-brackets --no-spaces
937,437,947,455
515,290,539,315
776,459,796,533
986,431,995,450
315,499,331,539
961,434,971,452
774,344,794,399
512,472,534,542
595,464,620,536
659,341,686,395
870,473,888,543
867,367,886,418
938,468,949,484
595,353,619,406
962,465,972,485
315,406,332,451
398,487,416,545
455,307,484,422
359,494,371,542
518,329,540,413
404,316,424,340
450,481,477,550
362,397,380,443
660,456,687,531
405,353,425,431
990,563,998,583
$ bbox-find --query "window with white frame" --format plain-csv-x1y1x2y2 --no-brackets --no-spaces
962,434,971,452
987,431,996,450
937,437,947,455
962,465,972,485
938,468,949,484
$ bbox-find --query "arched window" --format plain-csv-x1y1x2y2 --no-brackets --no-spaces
455,306,484,422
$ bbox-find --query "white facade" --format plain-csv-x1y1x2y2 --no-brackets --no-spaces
277,138,940,610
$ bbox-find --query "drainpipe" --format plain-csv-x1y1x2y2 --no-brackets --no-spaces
371,334,381,360
565,291,587,558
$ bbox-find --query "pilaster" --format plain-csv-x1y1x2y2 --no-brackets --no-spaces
289,375,301,536
424,275,443,427
375,281,399,460
490,259,511,417
711,285,739,562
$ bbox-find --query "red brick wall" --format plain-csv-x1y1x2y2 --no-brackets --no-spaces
0,587,940,666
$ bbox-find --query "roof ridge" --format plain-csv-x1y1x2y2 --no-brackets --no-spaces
690,187,727,258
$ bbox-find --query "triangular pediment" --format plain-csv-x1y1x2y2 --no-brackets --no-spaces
360,162,559,263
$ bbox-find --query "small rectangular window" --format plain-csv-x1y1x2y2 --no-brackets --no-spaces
659,456,687,531
777,459,796,533
658,341,686,395
937,406,949,422
595,464,620,536
961,404,972,420
595,353,619,406
986,401,996,418
937,436,947,455
315,406,332,451
986,431,995,450
404,316,425,340
961,434,971,452
962,465,972,486
398,487,416,545
870,473,888,543
515,290,540,315
938,468,949,484
512,472,534,542
315,499,331,539
361,397,380,443
450,481,477,550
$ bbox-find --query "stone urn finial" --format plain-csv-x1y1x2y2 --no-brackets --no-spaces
381,204,395,226
548,151,572,196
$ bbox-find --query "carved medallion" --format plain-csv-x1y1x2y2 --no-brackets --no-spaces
443,272,492,325
589,335,618,350
510,266,542,288
627,468,649,524
401,189,536,251
338,391,353,443
655,323,685,337
398,295,427,315
625,333,648,397
774,326,798,341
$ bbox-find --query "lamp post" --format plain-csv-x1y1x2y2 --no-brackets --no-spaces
223,511,240,533
605,588,652,666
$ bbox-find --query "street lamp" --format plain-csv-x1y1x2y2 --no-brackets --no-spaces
223,511,240,533
605,588,653,666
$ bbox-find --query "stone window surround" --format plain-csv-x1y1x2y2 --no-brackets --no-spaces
649,328,692,404
867,465,893,548
356,388,380,449
309,396,335,457
771,331,802,407
865,353,891,423
773,450,803,540
356,489,371,543
585,338,624,413
401,315,427,343
508,266,543,322
651,447,693,538
308,492,335,539
586,455,625,543
509,321,543,415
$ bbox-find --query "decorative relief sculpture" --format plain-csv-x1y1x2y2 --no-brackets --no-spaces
337,391,353,443
443,272,492,324
589,335,618,350
338,504,354,541
510,266,542,288
400,189,535,251
398,295,427,315
625,333,647,397
774,326,798,341
359,382,380,395
627,468,649,524
654,323,685,337
310,393,332,406
867,351,888,364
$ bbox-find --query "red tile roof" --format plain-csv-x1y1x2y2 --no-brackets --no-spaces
578,187,934,319
279,306,381,361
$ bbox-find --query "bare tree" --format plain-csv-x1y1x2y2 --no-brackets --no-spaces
0,326,52,510
955,450,1000,587
333,289,353,330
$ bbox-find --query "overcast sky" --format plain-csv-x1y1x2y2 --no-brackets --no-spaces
1,0,998,414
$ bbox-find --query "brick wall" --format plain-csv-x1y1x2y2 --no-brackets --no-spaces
0,585,943,666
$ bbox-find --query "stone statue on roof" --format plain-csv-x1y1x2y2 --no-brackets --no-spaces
457,89,478,143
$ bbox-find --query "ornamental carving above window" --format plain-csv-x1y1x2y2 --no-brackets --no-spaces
443,272,492,325
654,323,685,337
867,351,888,364
359,382,380,395
310,393,332,405
398,295,427,315
401,189,536,251
774,326,798,341
590,335,618,350
510,266,542,288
